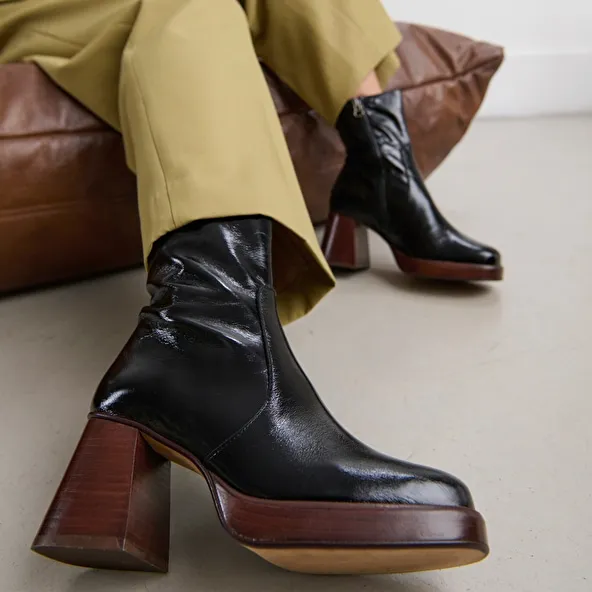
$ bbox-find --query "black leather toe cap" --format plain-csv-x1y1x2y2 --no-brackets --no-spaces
392,469,475,509
481,247,501,267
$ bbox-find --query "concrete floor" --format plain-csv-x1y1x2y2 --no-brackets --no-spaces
1,116,591,592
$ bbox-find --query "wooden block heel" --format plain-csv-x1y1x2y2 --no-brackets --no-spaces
321,212,370,271
31,418,171,572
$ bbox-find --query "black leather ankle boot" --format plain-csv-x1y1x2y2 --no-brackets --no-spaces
322,89,503,281
33,217,488,575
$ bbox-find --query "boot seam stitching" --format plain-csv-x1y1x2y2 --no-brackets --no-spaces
205,285,272,461
206,398,269,462
360,106,389,219
393,56,503,93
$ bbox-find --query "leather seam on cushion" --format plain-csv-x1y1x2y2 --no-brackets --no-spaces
205,285,272,462
264,56,500,117
0,127,111,140
391,56,502,92
0,197,135,219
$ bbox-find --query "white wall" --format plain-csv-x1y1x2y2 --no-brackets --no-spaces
382,0,592,117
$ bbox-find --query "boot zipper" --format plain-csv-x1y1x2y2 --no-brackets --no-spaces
352,98,364,118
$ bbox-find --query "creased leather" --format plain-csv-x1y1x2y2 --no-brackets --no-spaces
92,219,271,460
332,90,501,267
92,217,473,508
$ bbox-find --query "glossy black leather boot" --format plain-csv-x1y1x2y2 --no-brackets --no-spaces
34,217,488,575
322,90,503,281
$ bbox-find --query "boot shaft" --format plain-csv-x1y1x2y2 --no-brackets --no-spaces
146,216,273,317
92,217,275,460
331,91,412,226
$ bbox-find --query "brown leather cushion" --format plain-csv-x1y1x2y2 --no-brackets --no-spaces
0,22,503,294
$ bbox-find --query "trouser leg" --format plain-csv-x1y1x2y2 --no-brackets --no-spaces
0,0,334,324
242,0,402,124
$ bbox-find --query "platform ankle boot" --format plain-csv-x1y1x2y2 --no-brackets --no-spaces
33,217,489,575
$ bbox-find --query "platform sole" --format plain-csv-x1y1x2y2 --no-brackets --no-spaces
33,417,489,575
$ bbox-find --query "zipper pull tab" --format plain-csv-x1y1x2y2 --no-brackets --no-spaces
352,98,364,118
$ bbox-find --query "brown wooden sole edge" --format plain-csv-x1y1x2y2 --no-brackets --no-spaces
392,248,504,281
92,414,489,575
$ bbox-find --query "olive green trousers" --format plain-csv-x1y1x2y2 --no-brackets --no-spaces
0,0,401,324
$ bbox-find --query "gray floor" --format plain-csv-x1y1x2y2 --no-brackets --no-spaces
1,117,591,592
